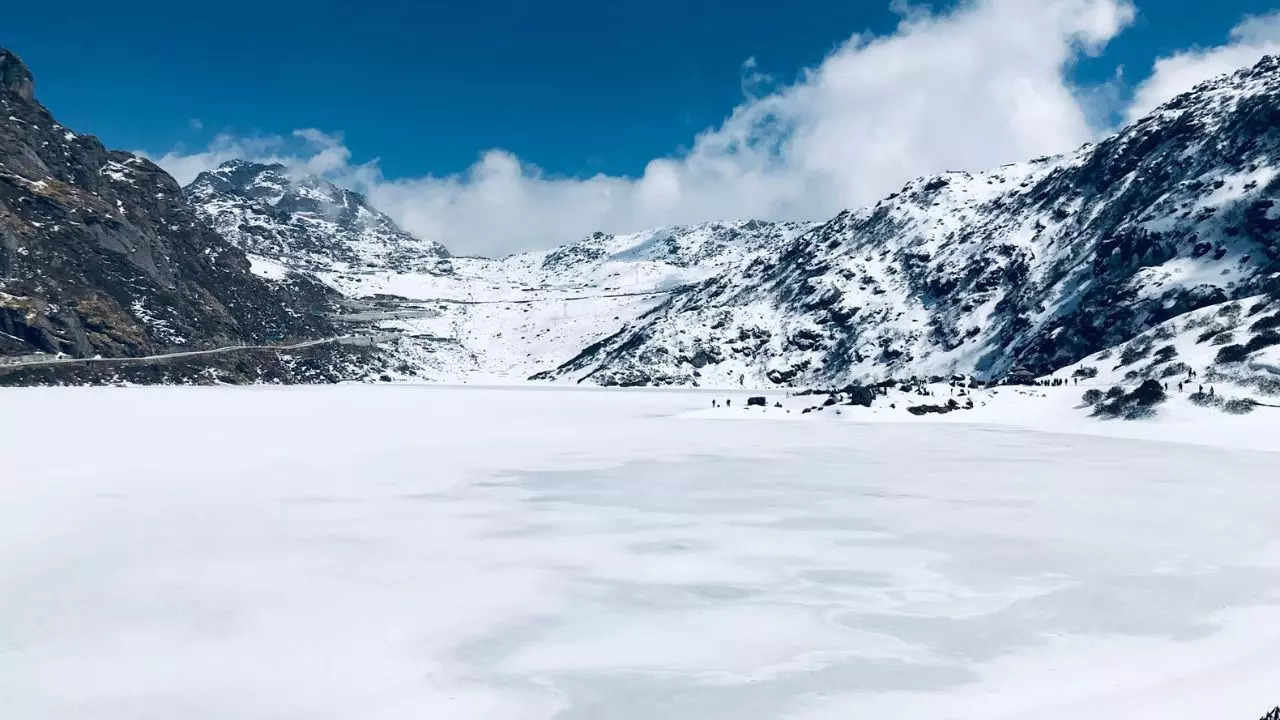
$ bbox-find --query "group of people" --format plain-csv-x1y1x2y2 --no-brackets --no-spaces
1175,367,1212,395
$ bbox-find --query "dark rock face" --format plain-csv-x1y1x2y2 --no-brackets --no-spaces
546,56,1280,388
0,48,335,362
0,50,35,102
184,160,450,273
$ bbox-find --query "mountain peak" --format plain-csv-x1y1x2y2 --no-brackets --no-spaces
1249,53,1280,75
1215,52,1280,93
1149,52,1280,118
185,158,451,267
0,48,35,103
190,159,290,192
191,160,344,203
214,159,287,174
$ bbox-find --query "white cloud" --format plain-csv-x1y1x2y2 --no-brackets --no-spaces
290,129,356,176
149,130,361,186
1126,11,1280,121
153,0,1139,257
150,134,282,186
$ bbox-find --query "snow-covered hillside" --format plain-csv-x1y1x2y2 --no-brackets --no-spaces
545,56,1280,388
185,187,815,381
174,57,1280,395
1046,292,1280,404
327,221,815,380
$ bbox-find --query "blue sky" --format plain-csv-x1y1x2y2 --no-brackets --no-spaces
5,0,1280,254
7,0,1276,179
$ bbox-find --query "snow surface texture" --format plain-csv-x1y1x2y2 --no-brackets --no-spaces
3,386,1279,720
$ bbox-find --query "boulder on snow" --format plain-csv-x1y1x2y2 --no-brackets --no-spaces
907,398,965,416
842,385,876,408
907,404,953,416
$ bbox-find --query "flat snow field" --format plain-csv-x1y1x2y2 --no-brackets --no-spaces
3,386,1279,720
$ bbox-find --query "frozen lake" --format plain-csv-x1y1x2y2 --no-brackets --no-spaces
3,386,1279,719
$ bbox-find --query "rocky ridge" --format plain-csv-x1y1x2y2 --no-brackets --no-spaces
0,48,368,382
185,160,450,275
542,56,1280,388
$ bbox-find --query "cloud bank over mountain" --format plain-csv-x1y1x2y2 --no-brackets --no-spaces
151,0,1278,257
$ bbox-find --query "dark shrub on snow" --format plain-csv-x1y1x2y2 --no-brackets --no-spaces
1223,398,1258,415
1209,331,1235,346
1130,379,1166,406
1189,391,1225,409
1249,313,1280,333
1215,344,1249,364
1094,380,1166,420
1118,342,1151,366
1245,331,1280,354
1072,365,1099,379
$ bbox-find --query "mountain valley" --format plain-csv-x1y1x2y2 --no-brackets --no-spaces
3,46,1279,413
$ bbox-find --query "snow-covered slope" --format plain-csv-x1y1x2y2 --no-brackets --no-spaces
1047,293,1280,396
181,157,815,381
544,56,1280,388
185,160,450,274
320,221,815,381
174,57,1280,392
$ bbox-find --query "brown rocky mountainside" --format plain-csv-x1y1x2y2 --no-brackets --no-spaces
0,47,336,361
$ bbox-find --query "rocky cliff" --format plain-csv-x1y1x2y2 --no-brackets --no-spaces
0,48,339,366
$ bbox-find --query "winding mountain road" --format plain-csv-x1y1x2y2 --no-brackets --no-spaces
0,334,393,372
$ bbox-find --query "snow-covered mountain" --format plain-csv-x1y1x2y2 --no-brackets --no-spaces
178,165,814,380
12,43,1278,393
542,56,1280,387
185,160,450,274
174,151,817,382
310,221,815,381
171,55,1280,390
0,49,349,371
